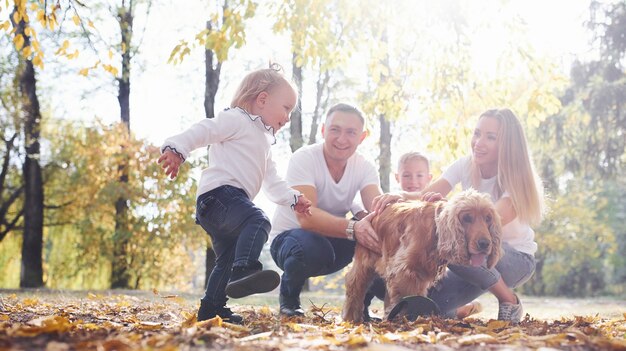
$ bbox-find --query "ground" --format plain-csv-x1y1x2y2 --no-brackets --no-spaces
0,289,624,350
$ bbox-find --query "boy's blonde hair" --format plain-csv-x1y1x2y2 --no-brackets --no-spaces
230,63,297,111
397,152,430,172
470,108,544,225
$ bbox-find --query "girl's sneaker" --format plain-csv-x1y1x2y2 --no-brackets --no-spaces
225,266,280,299
197,300,243,324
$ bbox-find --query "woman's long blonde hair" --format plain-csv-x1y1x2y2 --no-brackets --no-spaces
470,108,544,225
230,63,296,112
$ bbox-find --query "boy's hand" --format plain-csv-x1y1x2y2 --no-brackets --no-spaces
157,150,183,179
293,194,312,216
421,192,444,202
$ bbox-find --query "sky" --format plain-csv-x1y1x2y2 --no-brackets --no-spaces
4,0,594,215
35,0,593,146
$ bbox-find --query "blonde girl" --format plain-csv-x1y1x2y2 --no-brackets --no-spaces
158,65,311,324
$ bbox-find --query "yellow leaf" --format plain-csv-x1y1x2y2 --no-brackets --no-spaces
13,33,25,50
22,298,38,307
32,54,43,68
108,50,113,59
0,20,10,31
88,20,95,28
152,288,159,295
72,15,79,26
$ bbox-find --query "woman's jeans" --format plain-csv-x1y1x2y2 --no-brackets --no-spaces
195,185,271,306
270,228,356,298
428,243,536,317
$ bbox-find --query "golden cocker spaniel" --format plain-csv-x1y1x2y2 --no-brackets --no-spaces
342,189,503,323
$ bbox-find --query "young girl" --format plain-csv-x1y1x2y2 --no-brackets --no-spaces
372,108,544,323
363,151,434,321
158,66,311,324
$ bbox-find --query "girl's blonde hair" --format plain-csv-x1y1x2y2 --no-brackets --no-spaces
397,152,430,172
230,64,297,111
470,108,544,225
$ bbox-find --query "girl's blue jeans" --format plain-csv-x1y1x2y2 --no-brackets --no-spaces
195,185,271,306
270,228,356,298
428,242,536,317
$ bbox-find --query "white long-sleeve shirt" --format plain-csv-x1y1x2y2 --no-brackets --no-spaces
161,107,300,207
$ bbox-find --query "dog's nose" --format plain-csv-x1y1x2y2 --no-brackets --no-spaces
477,238,491,251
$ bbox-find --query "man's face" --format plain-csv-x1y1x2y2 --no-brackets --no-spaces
321,111,366,163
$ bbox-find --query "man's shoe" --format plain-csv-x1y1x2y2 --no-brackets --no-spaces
279,294,305,317
498,294,523,323
197,300,244,324
226,266,280,299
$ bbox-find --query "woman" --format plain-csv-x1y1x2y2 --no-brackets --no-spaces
371,108,544,323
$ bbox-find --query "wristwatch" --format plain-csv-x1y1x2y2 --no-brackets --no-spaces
346,219,357,241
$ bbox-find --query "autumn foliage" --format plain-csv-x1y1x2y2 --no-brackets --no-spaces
1,292,625,350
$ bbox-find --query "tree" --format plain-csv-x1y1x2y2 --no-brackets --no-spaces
272,0,354,151
0,52,24,244
530,0,626,295
7,2,46,288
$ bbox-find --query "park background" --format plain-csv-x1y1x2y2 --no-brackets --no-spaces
0,0,624,304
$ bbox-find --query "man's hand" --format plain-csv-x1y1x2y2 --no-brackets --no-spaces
157,150,183,179
371,193,403,214
353,212,380,254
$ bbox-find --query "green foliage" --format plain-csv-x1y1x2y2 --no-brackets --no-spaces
0,119,207,290
523,185,614,297
528,0,626,297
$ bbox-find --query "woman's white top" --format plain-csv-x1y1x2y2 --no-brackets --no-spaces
441,156,537,255
161,107,299,207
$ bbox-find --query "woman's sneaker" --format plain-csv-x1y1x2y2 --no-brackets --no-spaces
497,294,523,323
197,300,243,324
226,266,280,299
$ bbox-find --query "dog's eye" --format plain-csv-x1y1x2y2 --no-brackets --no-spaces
462,213,474,223
485,215,492,223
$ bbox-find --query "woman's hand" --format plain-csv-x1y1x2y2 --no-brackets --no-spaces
371,193,403,214
353,212,381,254
157,150,183,179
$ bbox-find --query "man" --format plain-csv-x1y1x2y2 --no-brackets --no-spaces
270,103,381,317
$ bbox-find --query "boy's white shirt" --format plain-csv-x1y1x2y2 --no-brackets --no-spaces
161,107,299,207
271,143,380,237
441,155,537,255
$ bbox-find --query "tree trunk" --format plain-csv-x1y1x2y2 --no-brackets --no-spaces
378,115,391,193
16,21,44,287
204,21,221,120
203,25,221,284
290,52,303,152
309,69,330,145
112,5,133,289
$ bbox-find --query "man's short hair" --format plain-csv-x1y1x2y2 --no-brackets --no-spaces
326,103,365,126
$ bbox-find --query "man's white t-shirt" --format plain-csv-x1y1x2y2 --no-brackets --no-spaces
271,143,380,237
441,156,537,255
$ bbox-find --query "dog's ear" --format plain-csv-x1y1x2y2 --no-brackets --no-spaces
486,207,503,268
436,200,466,262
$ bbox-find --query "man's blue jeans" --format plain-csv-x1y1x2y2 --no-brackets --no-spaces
196,185,271,306
428,243,536,317
270,228,356,298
